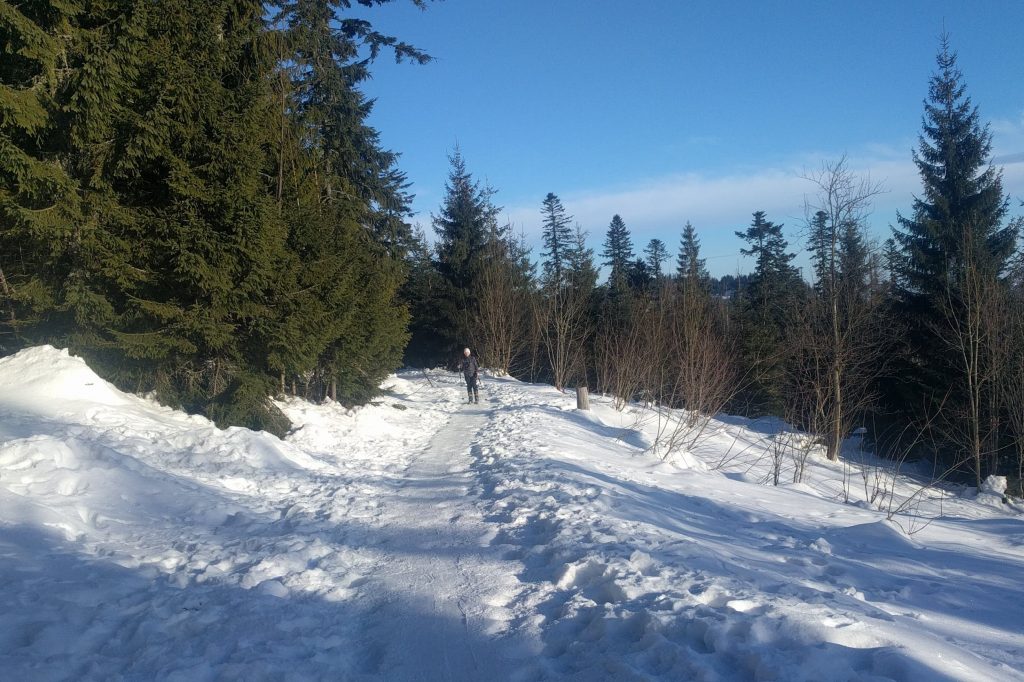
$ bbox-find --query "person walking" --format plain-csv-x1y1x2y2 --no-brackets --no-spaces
461,347,480,404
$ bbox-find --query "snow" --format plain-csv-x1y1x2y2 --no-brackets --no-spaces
1,346,1023,680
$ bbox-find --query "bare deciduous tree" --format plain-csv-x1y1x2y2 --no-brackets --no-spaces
655,286,740,454
598,282,740,460
538,285,592,392
932,228,1007,487
476,251,531,375
998,290,1024,495
799,156,887,461
594,316,650,410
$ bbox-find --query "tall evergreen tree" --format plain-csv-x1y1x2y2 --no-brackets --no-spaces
737,211,800,312
807,210,833,292
97,0,291,429
839,219,870,295
677,221,709,288
891,36,1018,354
644,238,669,281
735,210,802,414
540,192,573,288
882,237,901,288
431,148,500,355
401,227,447,366
601,214,634,289
1,0,429,431
598,214,635,324
567,224,599,294
889,36,1019,480
809,209,871,301
892,51,1015,330
0,0,77,348
433,150,497,290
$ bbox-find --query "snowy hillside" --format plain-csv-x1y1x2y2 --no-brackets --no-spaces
1,346,1023,681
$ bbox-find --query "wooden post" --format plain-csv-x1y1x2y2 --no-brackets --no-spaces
576,386,590,411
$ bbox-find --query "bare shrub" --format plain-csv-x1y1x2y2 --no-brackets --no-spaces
931,229,1006,487
998,289,1024,495
537,285,592,392
798,156,888,462
655,290,740,457
476,252,531,375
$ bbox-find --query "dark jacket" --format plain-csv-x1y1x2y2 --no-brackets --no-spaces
461,356,479,379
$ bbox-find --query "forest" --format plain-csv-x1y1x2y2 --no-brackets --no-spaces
2,1,1023,491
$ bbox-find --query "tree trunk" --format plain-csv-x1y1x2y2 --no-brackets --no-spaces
576,386,590,411
829,366,842,461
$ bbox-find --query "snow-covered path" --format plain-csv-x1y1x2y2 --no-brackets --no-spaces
2,348,1024,681
359,405,526,681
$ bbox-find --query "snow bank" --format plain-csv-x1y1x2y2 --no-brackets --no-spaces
0,347,458,679
0,346,133,414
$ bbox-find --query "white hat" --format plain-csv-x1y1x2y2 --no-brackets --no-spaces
463,347,471,355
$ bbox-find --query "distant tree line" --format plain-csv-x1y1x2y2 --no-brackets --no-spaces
408,39,1023,491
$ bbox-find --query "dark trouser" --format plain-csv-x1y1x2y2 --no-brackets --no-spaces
465,374,478,401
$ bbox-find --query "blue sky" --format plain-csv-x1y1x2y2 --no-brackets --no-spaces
352,0,1024,277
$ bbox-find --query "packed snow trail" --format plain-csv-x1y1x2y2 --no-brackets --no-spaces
2,347,1024,681
356,404,528,681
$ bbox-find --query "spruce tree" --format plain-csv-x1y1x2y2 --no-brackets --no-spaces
102,0,289,429
891,37,1017,362
644,239,669,282
839,219,870,296
1,0,429,429
893,38,1016,292
431,149,500,356
809,209,870,301
274,0,421,405
735,210,802,414
889,37,1019,479
807,210,833,292
677,221,709,289
601,214,634,290
0,1,148,352
433,150,497,292
401,227,448,366
567,224,599,294
0,0,83,349
597,214,634,326
737,211,800,313
540,192,573,289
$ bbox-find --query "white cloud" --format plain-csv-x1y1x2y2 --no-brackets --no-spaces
991,111,1024,165
498,132,1024,253
500,153,922,245
995,152,1024,165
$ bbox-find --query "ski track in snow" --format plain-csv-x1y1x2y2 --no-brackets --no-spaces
1,347,1024,681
